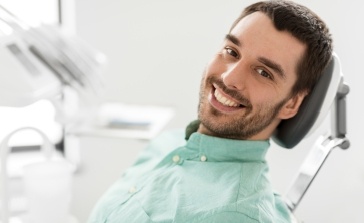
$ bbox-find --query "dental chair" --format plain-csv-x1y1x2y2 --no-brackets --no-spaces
272,53,350,219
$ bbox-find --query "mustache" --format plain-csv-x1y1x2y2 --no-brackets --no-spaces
207,76,252,108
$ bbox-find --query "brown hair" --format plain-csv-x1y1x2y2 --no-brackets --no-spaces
230,0,333,96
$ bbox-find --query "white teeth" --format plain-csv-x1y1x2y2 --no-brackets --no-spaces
214,89,240,107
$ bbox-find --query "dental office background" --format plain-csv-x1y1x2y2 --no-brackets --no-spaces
1,0,363,222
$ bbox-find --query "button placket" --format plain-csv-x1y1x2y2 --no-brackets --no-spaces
172,155,180,163
200,155,207,162
128,186,137,194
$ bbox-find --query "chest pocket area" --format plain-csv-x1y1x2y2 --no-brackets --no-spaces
106,196,156,223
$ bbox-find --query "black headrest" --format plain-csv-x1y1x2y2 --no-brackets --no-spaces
272,57,335,148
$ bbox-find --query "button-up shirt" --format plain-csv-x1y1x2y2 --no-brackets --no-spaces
88,129,292,223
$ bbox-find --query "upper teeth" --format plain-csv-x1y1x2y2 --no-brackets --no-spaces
214,89,240,107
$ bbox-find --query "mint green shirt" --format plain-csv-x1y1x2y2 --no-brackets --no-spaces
88,129,292,223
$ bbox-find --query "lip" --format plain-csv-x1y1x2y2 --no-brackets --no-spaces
208,84,246,113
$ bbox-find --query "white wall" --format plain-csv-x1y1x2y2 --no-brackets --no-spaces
74,0,364,222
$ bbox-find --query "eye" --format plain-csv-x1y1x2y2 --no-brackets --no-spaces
224,47,239,59
256,68,273,80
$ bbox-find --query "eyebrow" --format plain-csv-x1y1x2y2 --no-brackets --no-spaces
258,57,286,80
225,34,241,46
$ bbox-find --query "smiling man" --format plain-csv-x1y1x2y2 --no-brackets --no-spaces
198,9,308,141
89,1,332,222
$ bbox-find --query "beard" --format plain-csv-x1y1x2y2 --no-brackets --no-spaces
198,75,289,140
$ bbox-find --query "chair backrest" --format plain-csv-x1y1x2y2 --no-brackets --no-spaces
272,53,343,148
273,53,350,212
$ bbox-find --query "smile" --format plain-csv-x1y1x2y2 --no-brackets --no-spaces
214,89,240,107
209,84,246,112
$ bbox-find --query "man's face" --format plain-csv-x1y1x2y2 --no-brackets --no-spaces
198,12,306,140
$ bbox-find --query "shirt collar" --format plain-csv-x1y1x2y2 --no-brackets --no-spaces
184,120,270,162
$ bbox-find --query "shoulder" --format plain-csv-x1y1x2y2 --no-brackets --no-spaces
145,129,186,154
197,211,260,223
131,129,186,167
150,128,186,146
192,208,292,223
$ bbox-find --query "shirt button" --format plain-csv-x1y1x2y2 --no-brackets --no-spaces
200,155,207,162
128,186,137,194
172,155,180,163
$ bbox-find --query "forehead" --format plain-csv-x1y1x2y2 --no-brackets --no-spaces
230,12,306,82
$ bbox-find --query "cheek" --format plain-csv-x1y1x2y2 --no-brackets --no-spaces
249,87,280,108
205,54,225,76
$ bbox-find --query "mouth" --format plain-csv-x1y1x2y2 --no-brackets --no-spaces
214,88,241,107
209,84,247,112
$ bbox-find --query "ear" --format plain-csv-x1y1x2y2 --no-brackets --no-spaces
278,91,308,120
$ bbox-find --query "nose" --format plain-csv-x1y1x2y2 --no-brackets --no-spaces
221,61,248,90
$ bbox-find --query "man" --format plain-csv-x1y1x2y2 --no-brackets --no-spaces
88,1,332,222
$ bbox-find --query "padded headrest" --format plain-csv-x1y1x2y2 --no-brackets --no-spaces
272,54,342,148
